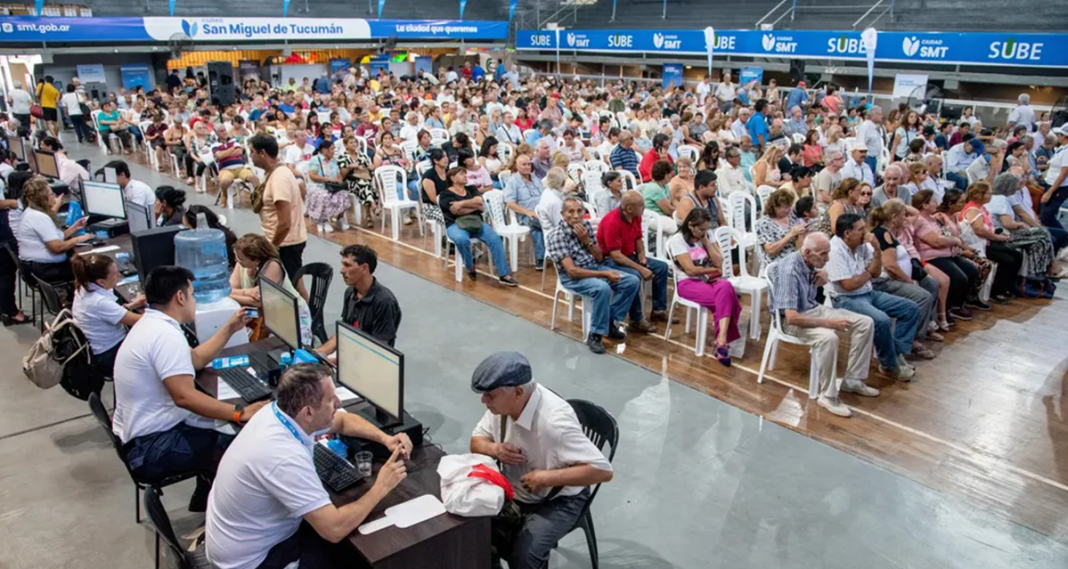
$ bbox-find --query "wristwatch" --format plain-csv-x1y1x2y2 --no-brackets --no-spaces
232,404,245,423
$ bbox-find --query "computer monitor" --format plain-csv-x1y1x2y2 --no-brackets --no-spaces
131,225,182,284
336,322,404,427
260,277,302,352
7,136,25,161
34,149,60,179
82,181,126,219
126,200,152,233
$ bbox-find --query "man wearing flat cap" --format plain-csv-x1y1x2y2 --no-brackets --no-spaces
470,352,614,569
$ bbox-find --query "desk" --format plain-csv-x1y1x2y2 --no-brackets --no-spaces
196,339,492,569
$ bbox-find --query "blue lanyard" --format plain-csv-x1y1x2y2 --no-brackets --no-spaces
272,402,306,446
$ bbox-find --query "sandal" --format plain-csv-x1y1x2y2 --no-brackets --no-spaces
715,345,731,367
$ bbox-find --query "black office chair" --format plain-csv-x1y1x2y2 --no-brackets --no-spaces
87,393,198,524
143,487,212,569
1,242,25,314
294,262,333,345
32,275,67,333
553,399,619,569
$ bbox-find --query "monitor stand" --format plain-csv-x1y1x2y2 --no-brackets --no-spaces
356,405,403,430
346,408,424,458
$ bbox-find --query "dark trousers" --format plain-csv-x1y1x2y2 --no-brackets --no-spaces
69,114,88,143
13,113,30,137
927,256,980,310
256,522,353,569
184,155,210,179
124,423,234,496
493,491,589,569
24,260,74,288
986,241,1023,297
92,342,121,378
279,241,307,285
0,241,18,316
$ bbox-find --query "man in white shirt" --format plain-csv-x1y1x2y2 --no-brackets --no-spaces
730,108,751,142
841,145,875,187
398,111,423,144
715,146,750,198
445,66,459,84
945,138,981,189
826,213,919,381
813,149,845,206
113,266,269,512
206,364,411,569
854,105,884,173
920,155,946,202
695,74,712,104
107,160,155,210
282,129,316,167
496,111,523,147
470,352,613,569
1007,93,1036,133
8,80,32,135
714,72,736,107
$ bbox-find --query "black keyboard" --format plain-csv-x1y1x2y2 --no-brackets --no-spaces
314,444,365,493
218,367,273,403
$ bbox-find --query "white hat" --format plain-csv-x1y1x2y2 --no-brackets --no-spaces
1053,125,1068,137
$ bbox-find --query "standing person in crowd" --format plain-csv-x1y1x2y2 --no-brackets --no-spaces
598,191,670,334
8,80,32,136
71,254,146,378
548,197,639,353
0,168,26,326
249,134,308,296
768,233,878,418
1039,126,1068,247
37,75,61,138
854,105,884,174
438,166,519,287
826,213,920,381
60,84,88,143
668,208,742,365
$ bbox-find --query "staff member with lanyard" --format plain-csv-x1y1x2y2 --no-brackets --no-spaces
206,363,411,569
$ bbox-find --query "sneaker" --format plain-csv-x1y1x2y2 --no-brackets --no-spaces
467,269,478,281
841,379,880,397
880,364,915,382
499,275,519,287
897,354,916,372
586,334,606,354
535,260,545,271
606,322,627,341
817,395,852,417
949,307,973,321
403,215,413,226
649,309,679,324
629,319,656,334
927,331,944,342
317,223,326,233
323,223,335,233
910,343,936,360
965,298,991,311
339,217,350,231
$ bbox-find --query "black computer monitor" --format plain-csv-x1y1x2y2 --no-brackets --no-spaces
7,135,25,161
131,225,182,284
260,277,302,352
34,149,60,179
82,181,126,219
125,200,153,233
336,322,404,427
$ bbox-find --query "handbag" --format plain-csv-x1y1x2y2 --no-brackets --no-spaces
30,104,43,119
319,157,349,194
455,213,483,233
910,258,926,282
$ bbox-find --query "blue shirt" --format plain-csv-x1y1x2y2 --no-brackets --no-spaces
746,113,769,146
785,88,808,112
248,108,264,122
495,65,505,81
525,130,545,147
609,145,640,178
277,103,295,114
472,66,485,81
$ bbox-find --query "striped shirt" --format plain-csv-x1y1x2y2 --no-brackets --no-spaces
768,251,819,316
609,145,640,178
826,236,874,297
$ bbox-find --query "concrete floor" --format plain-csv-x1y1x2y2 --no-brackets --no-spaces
1,137,1067,568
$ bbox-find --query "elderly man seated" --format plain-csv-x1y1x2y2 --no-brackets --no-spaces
827,213,921,381
715,145,750,198
871,163,906,207
609,130,641,180
841,144,874,187
470,352,614,569
547,197,640,353
945,136,981,190
768,233,878,417
211,123,259,208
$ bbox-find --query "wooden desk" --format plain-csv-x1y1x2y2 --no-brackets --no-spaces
195,339,492,569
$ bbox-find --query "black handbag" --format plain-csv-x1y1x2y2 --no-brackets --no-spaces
319,157,349,194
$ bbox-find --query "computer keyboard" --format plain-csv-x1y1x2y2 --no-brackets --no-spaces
314,444,365,493
218,367,273,403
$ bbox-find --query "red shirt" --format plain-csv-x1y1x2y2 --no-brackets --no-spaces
639,148,673,183
596,207,643,258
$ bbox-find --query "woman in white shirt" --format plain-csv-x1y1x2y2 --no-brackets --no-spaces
460,150,493,193
60,84,88,144
557,129,589,164
17,177,92,285
986,172,1056,280
71,254,145,375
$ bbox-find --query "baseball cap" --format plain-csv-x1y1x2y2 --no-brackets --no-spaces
798,81,807,88
968,139,984,155
1053,125,1068,137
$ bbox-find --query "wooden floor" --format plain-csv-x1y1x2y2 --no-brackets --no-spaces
180,159,1068,543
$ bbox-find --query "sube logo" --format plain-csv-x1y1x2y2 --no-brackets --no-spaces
989,38,1043,61
529,33,552,47
762,33,797,53
826,35,866,55
608,34,633,48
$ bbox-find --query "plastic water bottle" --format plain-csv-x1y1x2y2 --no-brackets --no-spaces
279,353,292,372
174,212,231,303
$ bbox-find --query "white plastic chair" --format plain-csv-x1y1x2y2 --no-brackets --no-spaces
664,262,711,356
878,146,890,177
352,136,368,156
757,261,829,398
728,191,759,253
444,233,494,283
196,150,216,194
567,162,585,181
429,128,449,146
791,133,806,144
583,160,608,174
483,189,531,272
550,275,592,341
756,185,776,209
714,226,768,340
677,144,700,163
139,120,160,171
401,140,420,164
619,170,639,191
374,166,422,241
497,142,514,166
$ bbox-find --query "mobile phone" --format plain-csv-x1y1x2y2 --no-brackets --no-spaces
245,308,259,318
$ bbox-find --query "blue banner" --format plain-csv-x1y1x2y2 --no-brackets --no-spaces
662,63,683,90
0,17,509,42
119,63,152,90
739,66,763,86
517,28,1068,68
169,0,176,17
329,57,350,75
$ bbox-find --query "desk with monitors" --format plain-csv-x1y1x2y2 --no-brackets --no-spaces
82,181,128,237
33,149,60,180
336,322,404,429
125,200,153,233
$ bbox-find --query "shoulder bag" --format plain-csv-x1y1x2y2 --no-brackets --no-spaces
320,157,349,194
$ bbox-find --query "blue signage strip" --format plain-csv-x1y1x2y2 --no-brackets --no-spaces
517,28,1068,69
662,63,683,90
0,17,509,42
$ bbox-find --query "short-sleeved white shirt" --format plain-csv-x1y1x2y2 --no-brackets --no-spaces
827,236,874,297
984,195,1014,230
1008,188,1034,217
123,179,156,211
1045,147,1068,187
72,283,128,354
9,89,31,114
17,208,65,263
111,309,197,443
472,384,612,504
666,232,709,282
206,403,331,569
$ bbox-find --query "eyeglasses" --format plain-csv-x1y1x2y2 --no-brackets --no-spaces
860,191,873,196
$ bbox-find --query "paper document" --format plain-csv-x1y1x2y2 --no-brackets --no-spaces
78,245,119,255
217,381,240,401
335,386,363,405
357,495,446,535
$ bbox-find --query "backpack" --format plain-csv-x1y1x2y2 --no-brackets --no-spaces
22,309,101,399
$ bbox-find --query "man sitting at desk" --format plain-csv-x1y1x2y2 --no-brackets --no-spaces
111,266,268,512
315,245,401,358
470,352,614,569
206,363,412,569
105,160,155,211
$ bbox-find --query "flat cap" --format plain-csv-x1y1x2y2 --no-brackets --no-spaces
471,352,533,393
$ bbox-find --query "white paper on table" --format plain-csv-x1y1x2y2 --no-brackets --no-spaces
335,386,363,405
357,495,446,535
216,380,240,401
78,245,120,256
